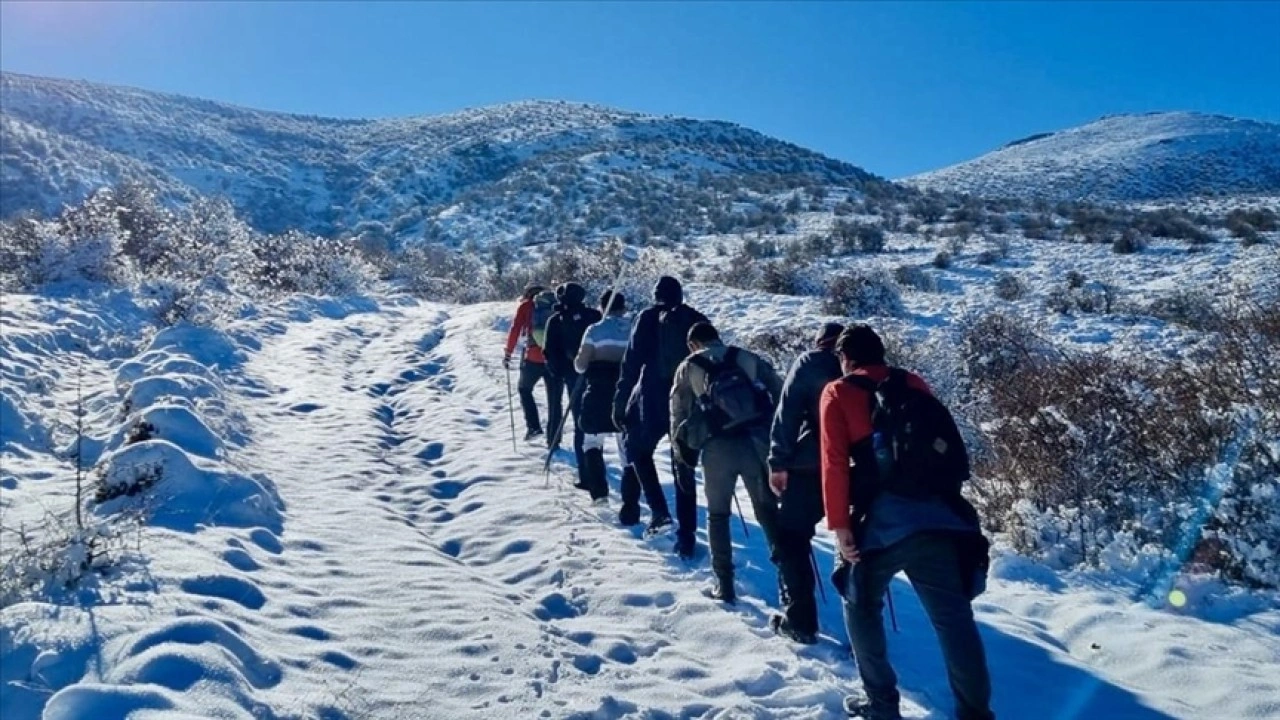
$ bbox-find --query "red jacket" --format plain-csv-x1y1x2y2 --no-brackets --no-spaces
819,365,932,531
505,299,546,365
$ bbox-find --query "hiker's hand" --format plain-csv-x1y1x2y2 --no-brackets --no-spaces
503,354,512,370
835,528,860,564
769,470,788,497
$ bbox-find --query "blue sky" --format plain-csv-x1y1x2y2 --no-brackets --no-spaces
2,1,1277,178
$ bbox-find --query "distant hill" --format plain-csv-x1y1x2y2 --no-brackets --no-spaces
904,112,1280,204
0,72,892,245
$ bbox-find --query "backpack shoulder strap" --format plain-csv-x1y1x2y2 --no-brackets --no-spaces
843,374,879,393
688,353,716,375
724,346,740,368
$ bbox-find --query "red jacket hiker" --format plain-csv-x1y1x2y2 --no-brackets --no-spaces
505,298,546,365
818,365,931,532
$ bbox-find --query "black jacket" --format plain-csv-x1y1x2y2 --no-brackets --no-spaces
768,348,843,472
543,303,601,379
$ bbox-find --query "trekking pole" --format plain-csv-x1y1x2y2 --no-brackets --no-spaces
505,364,518,453
543,374,585,485
811,547,828,605
886,587,899,633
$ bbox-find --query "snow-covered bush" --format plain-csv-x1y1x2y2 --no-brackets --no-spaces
993,272,1025,301
894,264,940,293
823,269,903,317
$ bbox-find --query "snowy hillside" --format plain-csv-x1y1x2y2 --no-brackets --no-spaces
905,112,1280,204
0,72,887,245
3,214,1279,718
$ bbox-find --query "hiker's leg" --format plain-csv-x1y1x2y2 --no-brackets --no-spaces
904,534,995,720
630,426,670,518
701,440,736,583
739,443,781,557
517,360,543,433
544,372,565,448
844,544,906,719
582,433,609,500
776,524,819,635
672,444,698,547
780,468,822,635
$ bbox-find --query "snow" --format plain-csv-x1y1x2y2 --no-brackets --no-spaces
905,112,1280,203
4,282,1279,720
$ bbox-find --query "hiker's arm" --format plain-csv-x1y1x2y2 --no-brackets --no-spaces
759,357,785,406
669,361,695,442
768,358,804,472
612,313,649,419
820,383,853,532
505,302,529,358
543,316,564,377
573,329,594,375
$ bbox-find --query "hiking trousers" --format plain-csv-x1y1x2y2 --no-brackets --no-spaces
517,359,547,434
624,420,697,544
775,469,820,635
545,371,570,449
843,532,995,720
700,434,782,583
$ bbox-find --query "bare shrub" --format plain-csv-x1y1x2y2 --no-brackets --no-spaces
738,326,812,371
823,269,904,317
932,250,952,269
893,264,939,293
993,272,1025,301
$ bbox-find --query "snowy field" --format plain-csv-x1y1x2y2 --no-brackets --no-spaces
3,250,1279,719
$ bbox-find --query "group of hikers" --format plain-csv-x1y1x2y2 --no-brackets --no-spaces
503,277,996,720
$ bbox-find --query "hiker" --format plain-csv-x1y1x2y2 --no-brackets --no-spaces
544,282,602,488
573,290,630,503
670,321,784,603
820,325,994,720
504,285,557,442
765,322,845,644
611,276,707,557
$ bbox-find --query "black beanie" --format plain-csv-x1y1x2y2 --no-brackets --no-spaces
836,324,886,367
653,276,683,307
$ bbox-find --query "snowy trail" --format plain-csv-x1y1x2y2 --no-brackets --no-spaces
232,302,866,719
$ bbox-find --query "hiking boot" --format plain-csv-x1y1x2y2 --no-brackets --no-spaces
704,578,736,604
843,696,901,719
618,504,641,527
673,536,695,560
769,614,817,645
643,514,673,538
524,428,544,442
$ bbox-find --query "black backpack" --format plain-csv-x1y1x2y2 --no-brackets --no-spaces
655,305,703,381
688,347,772,437
845,369,970,506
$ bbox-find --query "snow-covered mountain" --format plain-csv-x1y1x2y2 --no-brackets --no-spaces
905,112,1280,204
0,72,887,244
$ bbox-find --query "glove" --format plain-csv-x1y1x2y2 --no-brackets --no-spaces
503,354,512,370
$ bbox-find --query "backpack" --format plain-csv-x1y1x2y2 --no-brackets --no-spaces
688,347,772,437
845,369,970,505
656,305,702,381
529,291,557,350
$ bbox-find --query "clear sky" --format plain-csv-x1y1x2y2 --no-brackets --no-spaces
2,1,1277,178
